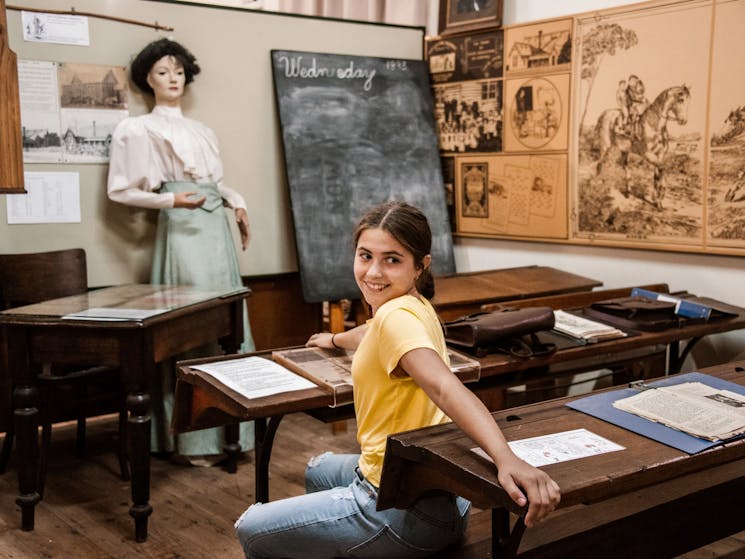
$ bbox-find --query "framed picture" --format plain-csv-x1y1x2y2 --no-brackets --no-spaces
439,0,503,35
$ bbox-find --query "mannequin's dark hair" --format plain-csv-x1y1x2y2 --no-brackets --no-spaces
130,38,201,96
353,201,435,300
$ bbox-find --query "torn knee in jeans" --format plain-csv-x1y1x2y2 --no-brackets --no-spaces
307,451,332,468
234,502,262,529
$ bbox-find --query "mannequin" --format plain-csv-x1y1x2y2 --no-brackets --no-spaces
107,38,254,463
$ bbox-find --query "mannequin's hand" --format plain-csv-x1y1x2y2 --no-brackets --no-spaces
236,208,251,250
173,191,206,209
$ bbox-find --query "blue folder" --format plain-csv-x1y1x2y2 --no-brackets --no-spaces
566,372,745,454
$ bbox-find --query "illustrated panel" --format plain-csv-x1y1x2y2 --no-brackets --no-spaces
455,153,567,239
503,73,570,152
572,1,711,248
707,0,745,248
504,18,572,76
433,79,503,154
426,30,503,84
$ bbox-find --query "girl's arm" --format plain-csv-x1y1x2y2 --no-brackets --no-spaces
399,347,561,527
306,324,368,351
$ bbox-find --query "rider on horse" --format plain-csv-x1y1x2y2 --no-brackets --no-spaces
616,75,649,139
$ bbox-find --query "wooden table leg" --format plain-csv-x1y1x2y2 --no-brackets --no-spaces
492,509,525,559
14,384,41,531
126,391,152,542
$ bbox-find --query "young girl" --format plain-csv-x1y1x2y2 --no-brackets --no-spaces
107,38,254,462
235,201,560,558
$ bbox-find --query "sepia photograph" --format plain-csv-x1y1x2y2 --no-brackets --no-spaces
504,74,569,152
504,18,572,75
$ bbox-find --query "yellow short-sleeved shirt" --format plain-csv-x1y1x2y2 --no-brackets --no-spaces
353,294,450,487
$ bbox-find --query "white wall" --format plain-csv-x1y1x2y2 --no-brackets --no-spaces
455,0,745,367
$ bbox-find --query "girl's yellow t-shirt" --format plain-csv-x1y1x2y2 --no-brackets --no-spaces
353,294,450,487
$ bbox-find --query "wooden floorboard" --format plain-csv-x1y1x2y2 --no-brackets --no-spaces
1,414,744,558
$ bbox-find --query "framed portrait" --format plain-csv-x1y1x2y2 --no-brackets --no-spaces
439,0,503,35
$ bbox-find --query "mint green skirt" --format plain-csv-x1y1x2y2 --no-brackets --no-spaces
150,181,254,457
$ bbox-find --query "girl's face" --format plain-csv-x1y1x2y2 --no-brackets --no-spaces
354,227,429,315
147,55,185,107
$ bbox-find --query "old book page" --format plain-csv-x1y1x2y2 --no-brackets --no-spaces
613,381,745,441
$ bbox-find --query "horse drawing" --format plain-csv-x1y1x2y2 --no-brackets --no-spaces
595,85,690,210
712,105,745,146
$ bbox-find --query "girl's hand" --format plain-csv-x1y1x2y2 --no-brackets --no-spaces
306,332,335,349
173,191,206,209
235,208,251,250
494,454,560,527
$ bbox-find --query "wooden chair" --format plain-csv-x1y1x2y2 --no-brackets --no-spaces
0,249,128,493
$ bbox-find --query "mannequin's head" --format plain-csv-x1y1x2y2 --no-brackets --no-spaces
130,38,201,96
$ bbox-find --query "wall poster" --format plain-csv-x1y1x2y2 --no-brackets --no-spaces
572,0,712,250
707,0,745,247
455,153,567,239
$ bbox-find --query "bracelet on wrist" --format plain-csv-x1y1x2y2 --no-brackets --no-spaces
331,333,340,349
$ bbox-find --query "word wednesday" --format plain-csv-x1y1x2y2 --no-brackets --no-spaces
278,55,376,91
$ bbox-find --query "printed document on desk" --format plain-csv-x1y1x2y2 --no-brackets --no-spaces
472,428,625,467
62,307,166,321
190,356,317,400
568,372,745,453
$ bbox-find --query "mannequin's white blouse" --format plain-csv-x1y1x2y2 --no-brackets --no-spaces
107,104,246,210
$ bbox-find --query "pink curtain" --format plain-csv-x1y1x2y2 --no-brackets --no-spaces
269,0,436,30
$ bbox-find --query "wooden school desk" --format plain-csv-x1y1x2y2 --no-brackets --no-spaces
378,360,745,559
173,286,745,506
431,266,602,322
1,284,249,542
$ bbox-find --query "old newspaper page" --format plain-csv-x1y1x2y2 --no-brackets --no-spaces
613,381,745,441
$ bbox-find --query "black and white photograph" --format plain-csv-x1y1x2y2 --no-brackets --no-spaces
442,0,502,34
433,79,503,153
426,30,503,84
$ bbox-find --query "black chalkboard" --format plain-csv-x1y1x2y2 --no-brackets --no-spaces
271,50,455,303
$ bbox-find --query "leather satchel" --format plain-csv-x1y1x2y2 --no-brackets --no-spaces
586,296,680,331
444,307,556,358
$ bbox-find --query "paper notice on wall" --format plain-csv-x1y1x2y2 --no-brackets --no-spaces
6,172,81,224
22,11,90,46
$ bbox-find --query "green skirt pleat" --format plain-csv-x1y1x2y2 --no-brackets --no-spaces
150,181,255,457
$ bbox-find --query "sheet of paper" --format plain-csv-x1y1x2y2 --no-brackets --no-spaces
62,307,166,321
18,60,62,163
472,428,625,467
22,11,90,46
191,356,317,400
7,172,80,224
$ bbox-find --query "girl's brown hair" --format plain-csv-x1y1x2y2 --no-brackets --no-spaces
354,201,435,299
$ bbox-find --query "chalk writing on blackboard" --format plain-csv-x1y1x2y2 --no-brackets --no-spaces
271,50,455,303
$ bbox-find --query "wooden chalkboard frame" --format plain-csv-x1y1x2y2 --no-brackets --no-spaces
271,49,455,303
0,0,25,193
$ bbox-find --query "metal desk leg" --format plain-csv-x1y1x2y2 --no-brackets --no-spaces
254,415,284,503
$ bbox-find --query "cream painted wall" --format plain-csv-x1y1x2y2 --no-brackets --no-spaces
455,0,745,367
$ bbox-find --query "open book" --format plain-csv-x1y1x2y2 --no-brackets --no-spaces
553,309,627,343
613,381,745,441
